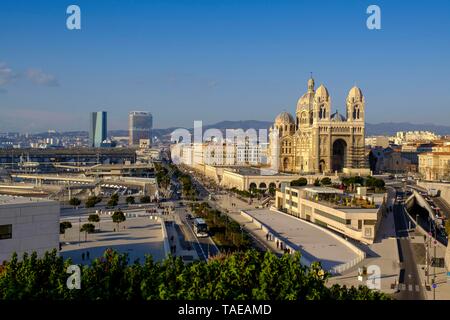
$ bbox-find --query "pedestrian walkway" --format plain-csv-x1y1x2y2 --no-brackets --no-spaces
60,216,166,264
164,215,199,262
241,209,359,271
227,211,285,255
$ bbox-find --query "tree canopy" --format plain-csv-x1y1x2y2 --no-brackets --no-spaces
291,178,308,187
0,249,391,301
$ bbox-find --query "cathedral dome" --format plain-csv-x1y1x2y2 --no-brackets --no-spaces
275,111,294,124
348,86,363,102
330,110,347,122
296,76,316,113
296,92,314,112
315,84,329,99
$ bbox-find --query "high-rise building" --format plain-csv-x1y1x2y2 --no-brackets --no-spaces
89,111,107,148
129,111,153,146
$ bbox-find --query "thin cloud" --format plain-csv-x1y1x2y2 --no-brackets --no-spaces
26,68,59,87
0,62,18,87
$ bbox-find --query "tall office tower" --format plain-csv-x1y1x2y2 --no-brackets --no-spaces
128,111,153,146
89,111,107,148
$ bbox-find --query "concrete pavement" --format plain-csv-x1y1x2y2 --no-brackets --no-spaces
60,215,166,264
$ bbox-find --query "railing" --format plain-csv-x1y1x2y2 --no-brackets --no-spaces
330,253,366,275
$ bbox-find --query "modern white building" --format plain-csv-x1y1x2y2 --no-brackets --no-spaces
0,196,60,263
171,140,268,167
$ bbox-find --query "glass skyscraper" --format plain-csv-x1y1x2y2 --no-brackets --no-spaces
89,111,107,148
128,111,153,146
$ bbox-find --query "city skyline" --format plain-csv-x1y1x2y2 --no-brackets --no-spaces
0,0,450,132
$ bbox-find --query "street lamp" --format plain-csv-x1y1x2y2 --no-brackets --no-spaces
78,210,81,246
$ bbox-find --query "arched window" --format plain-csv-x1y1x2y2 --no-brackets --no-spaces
319,105,326,119
301,112,308,125
353,105,361,120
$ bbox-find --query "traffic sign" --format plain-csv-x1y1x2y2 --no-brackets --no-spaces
432,283,437,289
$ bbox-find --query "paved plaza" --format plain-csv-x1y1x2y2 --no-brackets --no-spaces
60,214,166,265
243,209,359,271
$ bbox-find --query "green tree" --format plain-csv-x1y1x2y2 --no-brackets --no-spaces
112,210,126,231
321,177,332,186
0,249,392,300
126,196,135,205
69,197,81,207
445,219,450,237
85,195,102,208
268,185,276,197
107,198,118,207
80,223,95,241
291,177,308,187
140,195,151,203
313,178,321,187
88,214,100,230
60,221,72,238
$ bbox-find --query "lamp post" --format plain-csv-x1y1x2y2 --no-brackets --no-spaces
78,212,81,246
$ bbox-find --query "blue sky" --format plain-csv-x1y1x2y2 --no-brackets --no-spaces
0,0,449,132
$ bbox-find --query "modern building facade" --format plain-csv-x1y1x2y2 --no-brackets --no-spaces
274,186,384,244
269,77,368,174
129,111,153,147
0,196,60,263
89,111,107,148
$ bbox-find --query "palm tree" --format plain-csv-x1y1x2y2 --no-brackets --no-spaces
88,214,100,230
60,221,72,239
112,210,126,231
80,223,95,241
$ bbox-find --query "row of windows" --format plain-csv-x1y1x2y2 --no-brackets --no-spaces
314,209,348,225
287,200,298,208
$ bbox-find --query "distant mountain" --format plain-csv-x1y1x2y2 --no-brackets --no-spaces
365,122,450,136
110,120,450,143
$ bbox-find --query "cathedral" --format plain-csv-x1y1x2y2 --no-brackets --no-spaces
269,77,368,174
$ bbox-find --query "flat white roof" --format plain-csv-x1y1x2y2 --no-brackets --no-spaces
244,209,358,271
0,195,54,206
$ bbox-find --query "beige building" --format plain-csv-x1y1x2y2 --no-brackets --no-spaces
269,77,368,174
275,186,383,244
365,136,390,148
419,149,450,181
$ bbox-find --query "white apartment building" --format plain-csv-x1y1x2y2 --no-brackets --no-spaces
172,141,267,167
0,196,60,263
394,131,440,145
